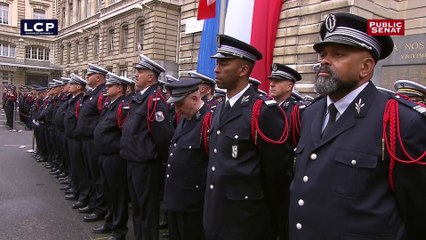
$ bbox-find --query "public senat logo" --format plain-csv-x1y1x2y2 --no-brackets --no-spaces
21,19,58,35
367,19,405,36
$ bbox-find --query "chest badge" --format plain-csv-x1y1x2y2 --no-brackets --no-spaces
232,144,238,158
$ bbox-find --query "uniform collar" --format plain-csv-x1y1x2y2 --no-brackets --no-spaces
326,81,368,120
226,84,250,107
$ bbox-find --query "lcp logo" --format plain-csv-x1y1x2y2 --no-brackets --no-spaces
21,19,58,35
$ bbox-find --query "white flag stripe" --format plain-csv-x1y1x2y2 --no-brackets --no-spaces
224,0,255,44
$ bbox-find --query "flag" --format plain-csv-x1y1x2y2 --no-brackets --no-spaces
197,0,216,20
225,0,283,92
196,0,223,79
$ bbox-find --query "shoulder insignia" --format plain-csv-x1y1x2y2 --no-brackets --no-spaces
123,106,130,110
152,97,161,101
393,95,426,117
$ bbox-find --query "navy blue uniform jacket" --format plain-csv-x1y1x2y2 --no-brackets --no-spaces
120,84,173,164
204,86,291,240
289,82,426,240
163,103,210,212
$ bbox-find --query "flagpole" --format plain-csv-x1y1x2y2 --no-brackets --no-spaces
218,0,226,34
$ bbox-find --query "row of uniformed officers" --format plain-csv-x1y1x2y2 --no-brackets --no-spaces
23,12,426,240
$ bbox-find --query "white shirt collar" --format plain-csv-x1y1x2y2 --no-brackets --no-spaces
226,84,250,107
326,81,369,120
140,86,149,96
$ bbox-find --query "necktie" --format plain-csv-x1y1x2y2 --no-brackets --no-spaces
220,100,231,121
322,103,337,137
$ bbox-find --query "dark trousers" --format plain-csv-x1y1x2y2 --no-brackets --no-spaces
56,129,69,173
82,138,106,215
35,124,48,159
127,161,160,240
100,153,129,238
5,107,14,128
67,137,90,203
47,126,58,167
168,210,205,240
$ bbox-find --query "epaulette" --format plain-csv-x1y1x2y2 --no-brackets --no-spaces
257,95,277,106
393,95,426,117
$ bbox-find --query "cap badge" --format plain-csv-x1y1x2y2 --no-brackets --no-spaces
272,63,278,72
325,14,336,33
155,111,165,122
355,98,365,114
216,35,221,47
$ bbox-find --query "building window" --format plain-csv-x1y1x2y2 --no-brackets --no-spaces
135,20,144,51
25,46,50,61
33,9,45,19
106,67,113,73
67,43,71,63
77,0,81,21
61,7,65,28
86,0,91,17
0,71,14,84
93,34,99,59
69,3,73,24
107,29,114,55
120,24,128,54
0,42,15,57
0,3,8,24
60,45,64,64
119,68,127,77
83,38,88,60
95,0,99,12
75,41,79,61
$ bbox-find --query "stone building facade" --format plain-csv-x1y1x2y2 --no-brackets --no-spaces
0,0,425,96
179,0,426,93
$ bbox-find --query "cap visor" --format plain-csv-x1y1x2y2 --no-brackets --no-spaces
167,95,186,104
268,76,295,82
211,52,236,59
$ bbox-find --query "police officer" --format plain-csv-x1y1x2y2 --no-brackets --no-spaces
213,87,226,103
120,54,173,240
54,78,72,180
164,74,179,128
4,85,17,129
204,35,291,240
64,74,90,207
188,71,217,110
163,78,211,240
93,73,132,240
289,13,426,240
268,63,304,144
32,86,48,163
394,79,426,104
76,64,109,222
267,63,304,239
